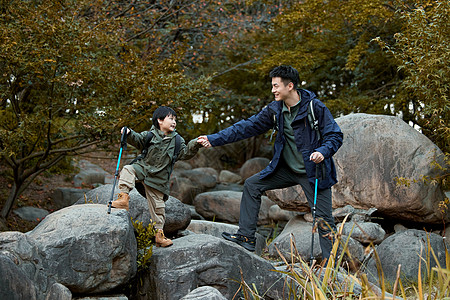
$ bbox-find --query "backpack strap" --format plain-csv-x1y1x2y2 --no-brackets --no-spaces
269,109,279,142
307,99,321,141
170,134,182,172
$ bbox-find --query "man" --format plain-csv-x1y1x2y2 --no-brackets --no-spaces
198,65,343,261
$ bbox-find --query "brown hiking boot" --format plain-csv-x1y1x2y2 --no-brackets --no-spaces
155,229,173,247
111,192,130,211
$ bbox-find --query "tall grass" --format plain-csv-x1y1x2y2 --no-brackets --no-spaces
237,217,450,300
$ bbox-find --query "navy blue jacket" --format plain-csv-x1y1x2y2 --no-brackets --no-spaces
207,89,343,189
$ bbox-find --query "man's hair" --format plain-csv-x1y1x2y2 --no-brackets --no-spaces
269,65,300,89
152,106,177,129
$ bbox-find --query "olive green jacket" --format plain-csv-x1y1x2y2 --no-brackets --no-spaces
128,126,201,195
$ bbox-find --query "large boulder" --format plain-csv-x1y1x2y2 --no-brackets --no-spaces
133,234,285,300
193,191,274,224
267,114,448,223
77,184,190,235
364,229,448,285
26,204,137,294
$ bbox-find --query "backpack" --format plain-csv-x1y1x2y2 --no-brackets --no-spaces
270,99,321,142
131,131,182,199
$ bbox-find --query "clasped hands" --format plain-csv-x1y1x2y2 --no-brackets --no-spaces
197,135,211,148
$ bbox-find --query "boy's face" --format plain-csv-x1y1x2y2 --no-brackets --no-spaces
158,114,177,134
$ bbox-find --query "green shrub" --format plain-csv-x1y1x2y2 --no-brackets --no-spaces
132,218,157,272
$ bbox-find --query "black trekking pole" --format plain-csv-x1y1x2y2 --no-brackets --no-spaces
107,127,128,214
309,162,320,266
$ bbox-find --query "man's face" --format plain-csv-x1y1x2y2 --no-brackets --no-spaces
271,77,292,101
158,114,177,134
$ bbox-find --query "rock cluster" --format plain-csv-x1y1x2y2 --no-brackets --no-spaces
3,113,449,299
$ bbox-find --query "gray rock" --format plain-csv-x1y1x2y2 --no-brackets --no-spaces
133,234,285,300
179,169,217,189
51,187,90,209
0,231,52,299
193,191,273,225
170,175,199,205
186,220,266,255
164,197,191,236
0,253,38,300
45,283,72,300
210,183,243,192
219,170,242,184
334,114,448,223
73,160,111,187
364,229,448,285
74,295,128,300
268,216,321,261
240,157,270,181
444,226,450,248
13,206,49,222
26,204,137,294
332,205,355,222
339,221,386,244
194,167,219,180
393,223,408,233
181,286,227,300
339,235,365,268
268,205,301,222
173,160,193,171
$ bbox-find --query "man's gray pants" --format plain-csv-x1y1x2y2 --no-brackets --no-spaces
236,161,336,260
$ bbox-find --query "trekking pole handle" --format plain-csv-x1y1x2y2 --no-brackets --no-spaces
121,126,128,150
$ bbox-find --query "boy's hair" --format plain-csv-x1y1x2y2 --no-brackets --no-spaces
152,106,177,129
269,65,300,89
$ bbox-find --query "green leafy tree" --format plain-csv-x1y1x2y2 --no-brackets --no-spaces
376,0,449,189
377,0,449,154
0,0,209,224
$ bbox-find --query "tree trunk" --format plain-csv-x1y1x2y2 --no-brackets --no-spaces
1,182,20,219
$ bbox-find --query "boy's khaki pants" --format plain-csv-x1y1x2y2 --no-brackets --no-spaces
118,165,166,230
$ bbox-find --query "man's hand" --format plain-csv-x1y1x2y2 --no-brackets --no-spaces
198,135,212,148
310,151,324,163
121,127,131,135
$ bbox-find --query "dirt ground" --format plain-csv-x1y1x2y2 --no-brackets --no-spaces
0,146,119,232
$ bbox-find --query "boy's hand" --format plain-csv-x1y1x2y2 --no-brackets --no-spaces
198,136,211,148
121,127,131,135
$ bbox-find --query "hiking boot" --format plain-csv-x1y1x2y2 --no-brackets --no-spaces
155,229,173,247
111,192,130,211
222,232,256,252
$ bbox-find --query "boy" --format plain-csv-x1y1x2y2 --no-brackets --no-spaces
111,106,202,247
